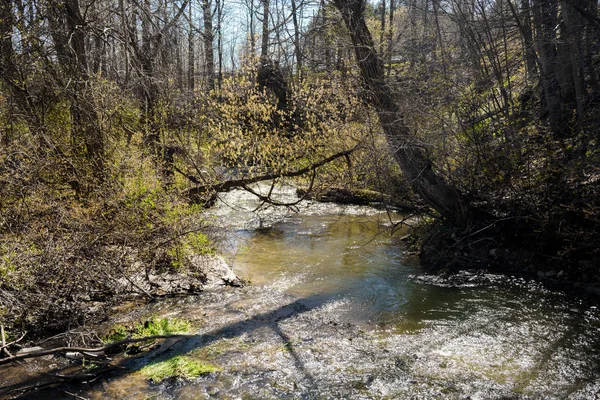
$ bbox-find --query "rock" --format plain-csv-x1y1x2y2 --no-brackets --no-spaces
16,346,43,355
191,255,243,288
113,254,242,296
65,352,84,360
400,234,413,242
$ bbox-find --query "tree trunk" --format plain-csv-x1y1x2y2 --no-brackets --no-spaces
560,0,585,124
249,0,256,61
379,0,386,56
217,0,223,89
584,0,598,88
0,0,14,145
188,2,195,92
386,0,394,75
261,0,269,60
531,0,567,137
290,0,302,78
332,0,472,229
202,0,215,90
49,0,104,172
321,0,331,71
519,0,538,80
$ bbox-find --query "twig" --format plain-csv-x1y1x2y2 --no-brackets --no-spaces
0,330,27,350
59,389,90,400
390,213,419,235
0,334,191,365
451,216,525,247
122,273,155,300
1,324,14,358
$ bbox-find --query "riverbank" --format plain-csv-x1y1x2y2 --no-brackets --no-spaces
2,186,600,399
416,218,600,299
0,255,241,398
4,203,600,399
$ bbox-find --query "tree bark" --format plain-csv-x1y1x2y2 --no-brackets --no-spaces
531,0,568,137
249,0,256,60
49,0,105,173
202,0,215,90
261,0,270,60
290,0,303,78
217,0,223,89
379,0,386,57
188,1,195,91
386,0,394,75
0,0,14,145
332,0,472,229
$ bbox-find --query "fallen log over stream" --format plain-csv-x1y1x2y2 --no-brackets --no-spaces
184,147,359,203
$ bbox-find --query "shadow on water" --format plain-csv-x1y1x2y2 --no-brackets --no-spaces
5,290,342,399
7,276,600,399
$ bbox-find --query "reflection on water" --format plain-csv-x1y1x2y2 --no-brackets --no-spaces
231,213,411,317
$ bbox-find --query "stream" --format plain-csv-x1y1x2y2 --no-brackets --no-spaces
46,185,600,398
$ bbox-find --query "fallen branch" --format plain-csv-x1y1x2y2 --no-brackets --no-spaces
245,168,317,210
1,324,13,358
0,334,191,365
186,147,359,201
0,329,27,351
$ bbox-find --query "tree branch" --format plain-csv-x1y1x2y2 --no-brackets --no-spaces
186,146,360,201
0,335,190,365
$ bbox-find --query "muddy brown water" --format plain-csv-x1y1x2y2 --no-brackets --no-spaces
10,185,600,399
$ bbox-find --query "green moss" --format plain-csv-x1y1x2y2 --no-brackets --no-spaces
104,316,192,343
137,316,191,337
104,324,130,343
140,355,219,382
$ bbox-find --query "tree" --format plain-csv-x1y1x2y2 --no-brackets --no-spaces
48,0,105,173
332,0,472,229
202,0,216,90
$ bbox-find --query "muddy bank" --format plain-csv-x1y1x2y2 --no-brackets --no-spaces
418,219,600,298
0,255,241,399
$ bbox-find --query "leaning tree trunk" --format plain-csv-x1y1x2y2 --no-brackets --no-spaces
332,0,472,229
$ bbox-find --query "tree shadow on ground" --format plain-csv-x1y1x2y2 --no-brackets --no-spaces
3,292,333,399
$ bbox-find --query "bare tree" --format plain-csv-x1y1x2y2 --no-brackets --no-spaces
202,0,215,89
333,0,472,229
48,0,105,173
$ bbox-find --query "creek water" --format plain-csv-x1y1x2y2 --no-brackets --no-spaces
82,185,600,399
